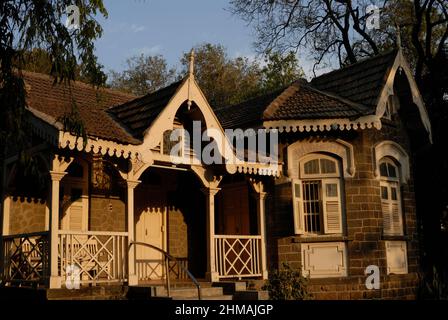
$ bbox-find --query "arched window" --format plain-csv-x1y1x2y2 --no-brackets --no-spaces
292,154,343,235
379,158,403,236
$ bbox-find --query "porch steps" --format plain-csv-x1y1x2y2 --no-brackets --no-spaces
127,281,269,300
128,285,231,300
47,285,128,300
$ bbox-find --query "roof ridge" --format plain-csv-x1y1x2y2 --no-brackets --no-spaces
312,49,398,82
263,82,301,119
304,84,370,114
108,77,185,112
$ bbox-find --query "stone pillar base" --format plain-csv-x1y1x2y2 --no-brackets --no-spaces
49,276,61,289
206,271,220,283
128,274,139,286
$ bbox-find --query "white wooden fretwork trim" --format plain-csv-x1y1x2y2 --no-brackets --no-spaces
264,115,382,133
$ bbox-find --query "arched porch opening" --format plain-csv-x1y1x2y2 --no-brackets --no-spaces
134,166,207,283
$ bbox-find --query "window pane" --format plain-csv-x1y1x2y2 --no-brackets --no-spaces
380,163,388,177
304,159,319,175
387,163,397,178
391,187,398,200
326,183,338,197
302,180,322,233
294,183,300,198
381,186,388,200
320,159,336,174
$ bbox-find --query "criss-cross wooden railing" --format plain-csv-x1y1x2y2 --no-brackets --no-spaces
58,231,128,285
1,232,50,287
214,235,262,279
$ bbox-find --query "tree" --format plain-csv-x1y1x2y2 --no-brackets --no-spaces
15,48,106,84
261,51,304,93
0,1,108,192
108,54,176,96
181,43,263,108
230,0,448,83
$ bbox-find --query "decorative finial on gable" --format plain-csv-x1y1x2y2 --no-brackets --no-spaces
189,49,195,77
396,24,402,50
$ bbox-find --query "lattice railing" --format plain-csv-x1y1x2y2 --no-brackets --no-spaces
136,257,188,280
59,231,128,285
1,232,49,286
214,235,262,279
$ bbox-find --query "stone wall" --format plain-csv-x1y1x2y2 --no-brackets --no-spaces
266,119,421,299
168,207,188,258
8,196,47,234
89,195,126,232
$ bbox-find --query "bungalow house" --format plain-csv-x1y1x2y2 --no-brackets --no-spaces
0,48,432,300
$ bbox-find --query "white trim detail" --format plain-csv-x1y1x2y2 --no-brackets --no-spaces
264,115,382,133
301,242,348,278
385,241,408,275
375,50,432,142
287,138,356,178
373,140,410,183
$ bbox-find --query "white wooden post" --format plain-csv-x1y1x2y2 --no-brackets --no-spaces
49,171,67,289
202,187,220,282
2,197,10,236
255,191,268,279
126,179,140,286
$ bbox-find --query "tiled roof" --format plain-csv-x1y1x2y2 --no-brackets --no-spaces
108,79,185,139
214,88,284,129
22,71,140,145
311,50,398,108
263,81,369,121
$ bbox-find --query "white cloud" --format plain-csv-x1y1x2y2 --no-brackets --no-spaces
130,45,162,56
130,24,146,33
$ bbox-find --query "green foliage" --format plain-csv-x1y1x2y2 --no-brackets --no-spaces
108,54,176,96
0,0,108,181
420,266,448,300
262,263,313,300
261,51,304,93
181,43,262,108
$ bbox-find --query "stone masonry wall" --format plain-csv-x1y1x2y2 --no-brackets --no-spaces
9,196,47,234
89,195,126,232
267,120,421,300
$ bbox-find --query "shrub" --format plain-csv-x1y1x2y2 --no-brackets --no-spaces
262,263,313,300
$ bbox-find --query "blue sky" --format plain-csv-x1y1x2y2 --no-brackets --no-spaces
95,0,260,75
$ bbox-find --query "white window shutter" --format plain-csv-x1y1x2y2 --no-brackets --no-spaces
382,182,403,235
381,182,393,235
292,179,305,234
391,184,403,235
322,178,343,234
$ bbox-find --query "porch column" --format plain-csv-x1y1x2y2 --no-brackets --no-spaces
126,179,140,286
202,187,220,282
49,171,67,289
255,191,268,279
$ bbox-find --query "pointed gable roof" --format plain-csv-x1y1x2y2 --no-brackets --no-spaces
108,79,185,140
311,50,398,108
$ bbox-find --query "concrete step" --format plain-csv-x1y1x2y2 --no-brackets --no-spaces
156,286,224,299
47,285,128,300
212,281,247,295
173,295,233,300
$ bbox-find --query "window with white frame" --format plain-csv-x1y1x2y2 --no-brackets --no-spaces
292,154,343,235
379,158,404,236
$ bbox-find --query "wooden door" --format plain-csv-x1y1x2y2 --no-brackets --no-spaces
135,186,166,280
221,183,250,235
61,183,88,231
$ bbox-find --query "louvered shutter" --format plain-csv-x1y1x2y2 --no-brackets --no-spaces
292,179,305,234
381,182,403,235
322,178,343,234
